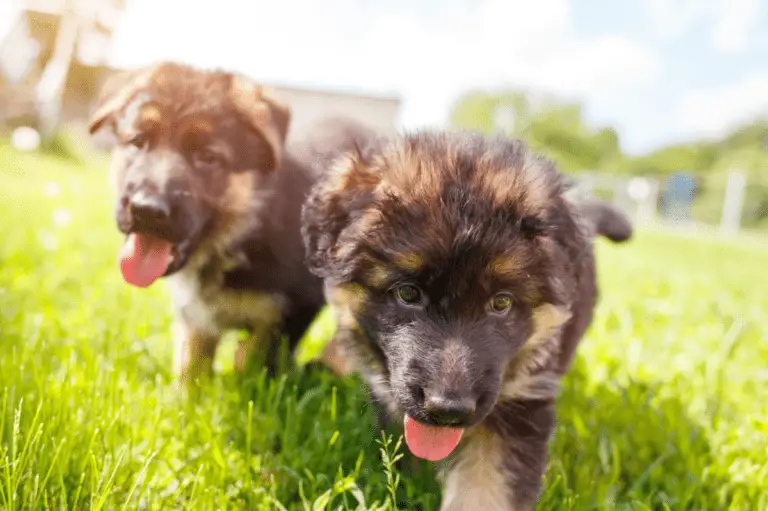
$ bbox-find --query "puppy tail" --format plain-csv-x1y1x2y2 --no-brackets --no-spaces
574,199,634,243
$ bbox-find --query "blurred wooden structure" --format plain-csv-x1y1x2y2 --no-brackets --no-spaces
0,0,126,133
0,0,402,142
270,84,401,143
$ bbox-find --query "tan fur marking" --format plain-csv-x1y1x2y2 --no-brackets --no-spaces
529,303,571,348
501,365,562,401
393,252,424,272
184,118,214,136
440,427,512,511
488,254,525,279
501,304,571,400
327,283,369,329
361,264,391,289
139,103,163,126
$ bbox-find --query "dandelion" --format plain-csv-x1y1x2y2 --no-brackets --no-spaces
52,207,72,227
43,181,61,197
38,231,58,251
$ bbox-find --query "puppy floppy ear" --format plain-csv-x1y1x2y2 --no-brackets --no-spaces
301,143,383,279
228,75,291,171
87,66,157,136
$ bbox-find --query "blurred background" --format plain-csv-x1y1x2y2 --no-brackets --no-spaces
1,2,767,508
1,0,767,237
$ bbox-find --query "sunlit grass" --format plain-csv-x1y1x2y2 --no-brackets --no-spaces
1,144,766,509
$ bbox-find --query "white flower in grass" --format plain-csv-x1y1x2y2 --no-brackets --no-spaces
11,126,40,151
43,181,61,197
38,231,58,251
53,207,72,227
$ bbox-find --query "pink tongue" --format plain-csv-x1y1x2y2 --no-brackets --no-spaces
403,415,464,462
118,233,172,288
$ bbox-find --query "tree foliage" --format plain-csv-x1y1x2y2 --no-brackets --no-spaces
448,89,768,179
449,90,621,173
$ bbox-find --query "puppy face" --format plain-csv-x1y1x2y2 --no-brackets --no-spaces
303,132,580,430
88,62,291,286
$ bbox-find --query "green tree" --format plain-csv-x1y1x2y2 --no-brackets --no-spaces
449,89,768,182
448,90,622,173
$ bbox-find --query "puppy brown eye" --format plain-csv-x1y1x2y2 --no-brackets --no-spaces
128,132,148,149
489,293,514,314
194,149,220,167
395,284,422,306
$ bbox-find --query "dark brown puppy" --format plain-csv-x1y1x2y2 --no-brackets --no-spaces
301,130,633,510
88,62,345,382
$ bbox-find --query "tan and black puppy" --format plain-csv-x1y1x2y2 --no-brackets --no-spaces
88,62,333,382
301,130,633,510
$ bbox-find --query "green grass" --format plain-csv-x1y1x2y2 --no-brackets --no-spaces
1,143,767,510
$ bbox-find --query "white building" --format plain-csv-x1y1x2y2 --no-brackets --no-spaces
1,0,402,140
260,83,401,143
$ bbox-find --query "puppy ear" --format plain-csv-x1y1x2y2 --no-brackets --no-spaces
87,66,157,136
229,75,292,171
301,143,383,279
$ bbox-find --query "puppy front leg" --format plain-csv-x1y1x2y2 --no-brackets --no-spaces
316,337,356,376
234,331,266,375
234,320,281,376
440,399,556,511
173,319,219,384
235,298,284,376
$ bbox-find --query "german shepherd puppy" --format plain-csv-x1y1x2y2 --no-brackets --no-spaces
88,62,352,382
301,130,633,510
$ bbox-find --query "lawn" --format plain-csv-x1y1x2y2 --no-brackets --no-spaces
1,143,767,510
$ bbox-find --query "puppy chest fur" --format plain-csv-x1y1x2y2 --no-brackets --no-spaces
166,263,284,338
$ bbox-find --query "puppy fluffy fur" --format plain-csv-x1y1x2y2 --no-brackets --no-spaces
88,62,358,382
301,130,633,510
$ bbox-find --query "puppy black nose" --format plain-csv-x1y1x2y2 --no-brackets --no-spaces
129,191,171,224
424,392,476,426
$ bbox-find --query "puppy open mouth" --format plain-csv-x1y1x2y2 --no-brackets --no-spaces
118,233,182,287
403,414,465,462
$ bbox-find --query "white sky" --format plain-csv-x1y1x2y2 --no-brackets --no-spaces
1,0,767,154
